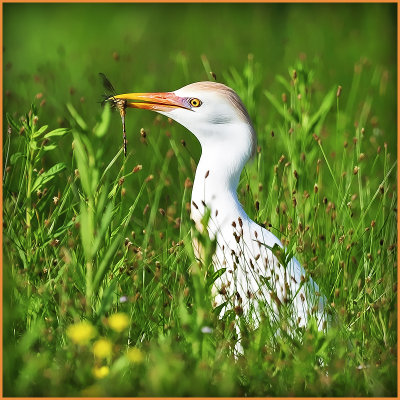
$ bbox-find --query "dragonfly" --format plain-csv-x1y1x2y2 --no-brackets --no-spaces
99,73,128,157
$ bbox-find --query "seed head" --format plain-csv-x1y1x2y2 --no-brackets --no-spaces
312,133,320,143
184,177,193,188
336,85,342,97
132,164,142,173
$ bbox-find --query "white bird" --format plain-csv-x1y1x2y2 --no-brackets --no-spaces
114,81,327,338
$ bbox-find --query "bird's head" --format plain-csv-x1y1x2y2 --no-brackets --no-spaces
113,81,256,160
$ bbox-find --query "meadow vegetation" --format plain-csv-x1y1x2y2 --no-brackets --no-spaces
3,3,397,396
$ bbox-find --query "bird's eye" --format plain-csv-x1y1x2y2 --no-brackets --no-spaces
189,98,202,108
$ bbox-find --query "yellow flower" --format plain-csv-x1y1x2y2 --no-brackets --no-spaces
93,338,112,359
92,365,110,379
127,347,144,363
67,321,96,345
108,312,130,333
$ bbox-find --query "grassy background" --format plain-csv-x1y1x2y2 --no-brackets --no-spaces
3,3,397,396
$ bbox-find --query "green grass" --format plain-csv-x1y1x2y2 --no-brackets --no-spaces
3,3,397,397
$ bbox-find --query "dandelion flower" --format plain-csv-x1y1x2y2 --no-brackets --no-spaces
108,312,130,333
93,338,112,359
127,347,144,363
67,321,96,345
92,365,110,379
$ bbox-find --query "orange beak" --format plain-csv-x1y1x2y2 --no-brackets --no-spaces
113,92,190,112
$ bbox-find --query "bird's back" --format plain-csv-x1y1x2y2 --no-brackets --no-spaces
210,212,327,333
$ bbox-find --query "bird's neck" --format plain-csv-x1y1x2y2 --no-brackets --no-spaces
191,144,251,236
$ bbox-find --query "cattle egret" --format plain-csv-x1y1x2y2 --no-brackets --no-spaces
113,81,327,338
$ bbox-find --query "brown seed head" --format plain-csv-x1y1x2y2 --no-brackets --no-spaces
184,177,193,188
132,164,142,173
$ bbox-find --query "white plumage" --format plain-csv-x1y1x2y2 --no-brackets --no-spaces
115,81,327,336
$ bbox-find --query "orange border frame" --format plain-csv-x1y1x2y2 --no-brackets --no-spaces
1,1,398,400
